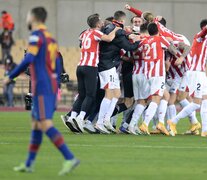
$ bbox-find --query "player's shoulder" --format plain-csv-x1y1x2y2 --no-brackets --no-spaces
29,30,41,44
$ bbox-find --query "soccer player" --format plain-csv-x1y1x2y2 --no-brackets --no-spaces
95,11,140,133
168,20,207,136
65,14,120,133
137,23,178,135
4,7,79,175
127,23,150,135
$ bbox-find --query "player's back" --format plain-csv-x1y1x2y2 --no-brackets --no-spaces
79,29,103,67
29,25,59,95
140,35,170,78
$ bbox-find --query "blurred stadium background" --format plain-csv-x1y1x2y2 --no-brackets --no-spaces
0,0,207,107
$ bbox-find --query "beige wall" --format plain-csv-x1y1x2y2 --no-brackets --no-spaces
0,0,207,46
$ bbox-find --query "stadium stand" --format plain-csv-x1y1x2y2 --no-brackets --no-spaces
0,39,80,107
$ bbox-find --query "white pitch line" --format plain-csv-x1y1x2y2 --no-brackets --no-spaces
1,142,207,150
69,144,207,149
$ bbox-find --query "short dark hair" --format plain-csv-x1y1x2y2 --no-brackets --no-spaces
147,22,159,36
87,13,100,28
114,11,126,21
159,17,167,27
105,16,114,22
200,19,207,29
1,11,7,15
31,7,47,23
140,23,148,33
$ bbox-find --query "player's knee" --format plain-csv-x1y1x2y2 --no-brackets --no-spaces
40,120,53,132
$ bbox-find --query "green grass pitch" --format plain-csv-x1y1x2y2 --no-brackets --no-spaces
0,112,207,180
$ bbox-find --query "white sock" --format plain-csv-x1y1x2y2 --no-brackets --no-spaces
201,100,207,132
97,98,111,125
167,104,177,120
158,99,168,124
179,99,198,124
144,102,158,126
104,98,118,121
172,102,200,124
77,111,86,120
179,99,189,107
71,111,77,118
130,104,145,126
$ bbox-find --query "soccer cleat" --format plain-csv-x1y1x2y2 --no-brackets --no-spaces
119,125,129,134
134,126,143,135
139,123,150,135
73,117,84,133
167,120,177,136
58,158,80,176
95,123,110,134
184,129,200,135
104,120,117,133
83,120,97,134
201,131,207,137
13,163,33,173
156,122,170,136
60,115,80,133
150,129,162,134
189,122,201,133
128,125,138,135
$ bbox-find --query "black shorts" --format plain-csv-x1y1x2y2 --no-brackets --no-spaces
122,72,134,98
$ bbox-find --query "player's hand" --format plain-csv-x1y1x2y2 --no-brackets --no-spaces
125,4,131,10
156,15,163,21
3,76,11,85
175,57,184,66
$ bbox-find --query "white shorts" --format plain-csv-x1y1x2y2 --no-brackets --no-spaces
166,76,182,94
147,76,165,97
99,67,120,90
132,74,150,100
179,71,206,98
203,76,207,96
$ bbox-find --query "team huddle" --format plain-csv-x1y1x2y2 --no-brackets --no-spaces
61,4,207,137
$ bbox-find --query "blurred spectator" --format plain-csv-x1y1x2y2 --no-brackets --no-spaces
0,11,14,31
0,29,14,63
3,55,16,107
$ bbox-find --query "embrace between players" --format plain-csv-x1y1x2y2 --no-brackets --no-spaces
62,4,207,137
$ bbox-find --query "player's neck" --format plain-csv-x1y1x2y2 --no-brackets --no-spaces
32,22,45,31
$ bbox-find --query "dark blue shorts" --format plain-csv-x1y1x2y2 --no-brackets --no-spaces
32,94,57,121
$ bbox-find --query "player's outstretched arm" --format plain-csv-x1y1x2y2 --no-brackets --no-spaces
101,27,121,42
125,4,143,17
9,53,35,80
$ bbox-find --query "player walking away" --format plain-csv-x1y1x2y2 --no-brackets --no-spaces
138,23,178,135
168,20,207,136
95,11,140,134
66,14,120,133
4,7,79,175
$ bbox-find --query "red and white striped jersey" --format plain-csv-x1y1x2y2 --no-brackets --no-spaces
154,19,190,45
78,29,103,67
133,35,148,75
139,35,170,78
190,28,207,72
168,41,192,79
132,44,144,75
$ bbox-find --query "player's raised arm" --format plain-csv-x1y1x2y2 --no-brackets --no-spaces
125,4,143,17
196,25,207,39
101,26,121,42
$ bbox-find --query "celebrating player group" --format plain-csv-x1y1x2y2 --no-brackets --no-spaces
61,4,207,137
